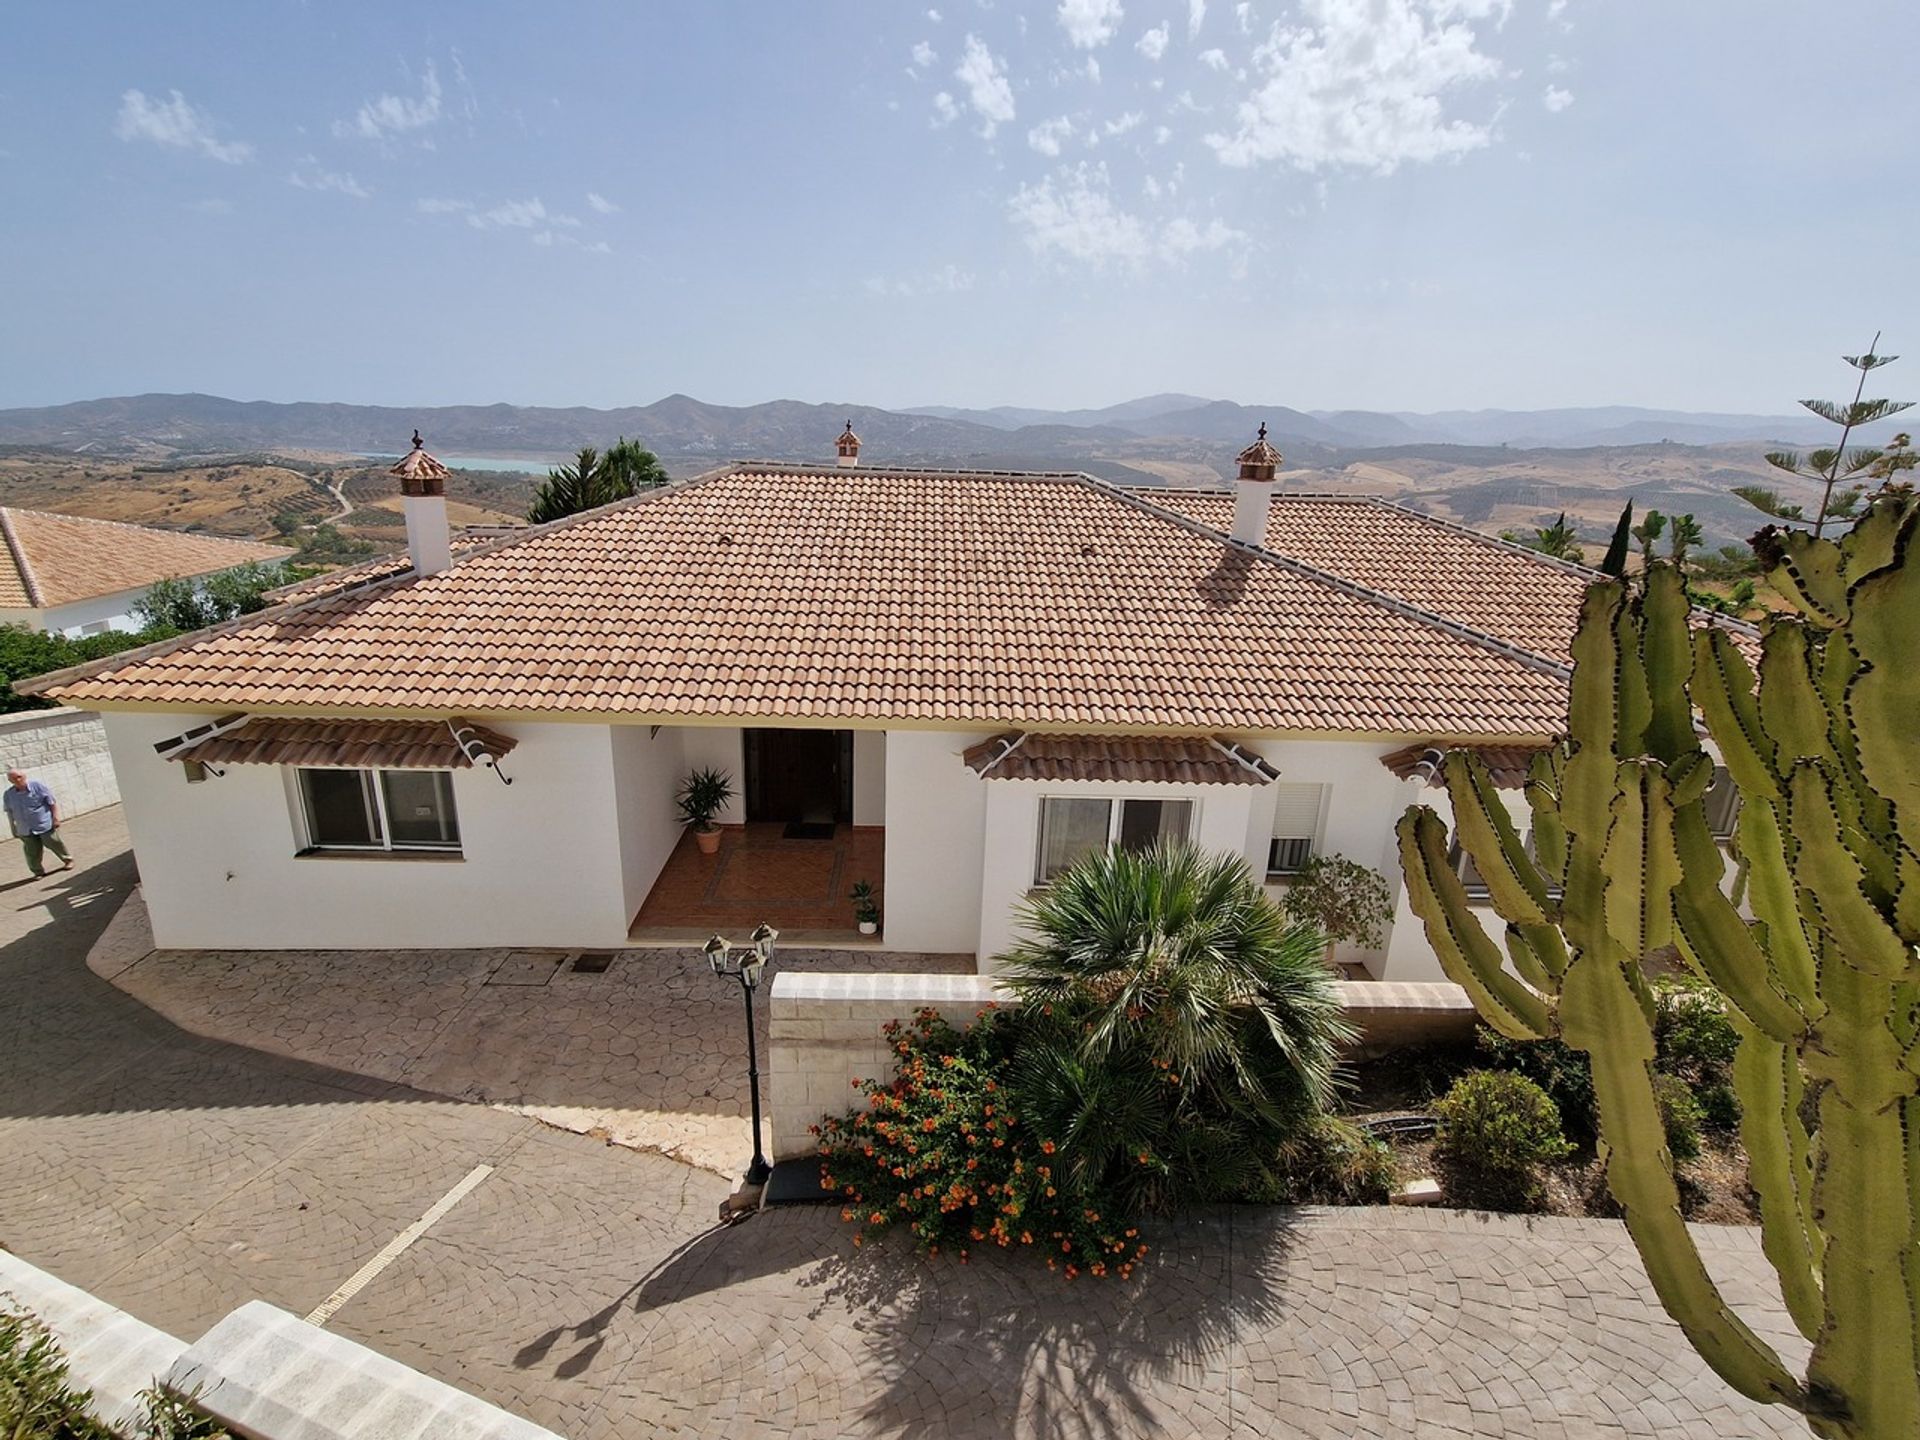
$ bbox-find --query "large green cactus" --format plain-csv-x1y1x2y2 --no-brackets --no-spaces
1397,495,1920,1439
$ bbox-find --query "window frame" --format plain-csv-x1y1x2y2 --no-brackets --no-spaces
293,767,463,856
1033,793,1198,885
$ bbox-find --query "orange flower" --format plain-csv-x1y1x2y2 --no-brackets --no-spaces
1040,1139,1056,1154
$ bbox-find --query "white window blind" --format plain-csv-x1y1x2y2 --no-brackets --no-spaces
1268,783,1325,874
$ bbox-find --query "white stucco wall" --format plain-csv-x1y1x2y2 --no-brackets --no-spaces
881,728,993,954
103,712,639,950
975,778,1262,969
851,729,886,826
611,723,687,924
679,725,746,825
0,589,147,637
1379,773,1536,983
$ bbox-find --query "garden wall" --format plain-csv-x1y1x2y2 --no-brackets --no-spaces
767,972,1479,1159
0,1250,559,1439
0,706,118,816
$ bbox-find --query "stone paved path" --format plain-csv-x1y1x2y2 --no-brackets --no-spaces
0,807,1807,1438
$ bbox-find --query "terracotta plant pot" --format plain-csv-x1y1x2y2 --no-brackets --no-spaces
694,826,721,855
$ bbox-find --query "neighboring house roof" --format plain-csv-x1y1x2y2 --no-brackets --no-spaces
963,732,1281,785
1136,491,1600,666
32,463,1578,738
0,507,287,610
1380,740,1546,789
167,716,518,770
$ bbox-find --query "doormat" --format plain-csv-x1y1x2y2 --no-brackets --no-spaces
782,821,837,840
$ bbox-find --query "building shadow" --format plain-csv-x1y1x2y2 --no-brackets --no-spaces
1196,547,1254,610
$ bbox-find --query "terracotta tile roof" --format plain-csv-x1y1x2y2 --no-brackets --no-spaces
1380,740,1546,789
963,732,1280,785
1135,491,1603,665
35,464,1578,738
0,508,287,610
170,716,517,770
264,529,518,604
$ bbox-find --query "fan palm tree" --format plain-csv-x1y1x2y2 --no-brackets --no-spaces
998,841,1354,1210
526,438,668,524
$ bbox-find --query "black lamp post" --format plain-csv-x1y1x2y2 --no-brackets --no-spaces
705,922,778,1187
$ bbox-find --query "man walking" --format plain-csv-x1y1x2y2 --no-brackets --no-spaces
6,769,71,878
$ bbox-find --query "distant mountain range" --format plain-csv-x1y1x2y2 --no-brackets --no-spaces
0,390,1868,476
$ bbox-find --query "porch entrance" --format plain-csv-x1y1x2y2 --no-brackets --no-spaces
744,728,852,828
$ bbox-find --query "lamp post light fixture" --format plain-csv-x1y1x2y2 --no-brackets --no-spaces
705,923,779,1187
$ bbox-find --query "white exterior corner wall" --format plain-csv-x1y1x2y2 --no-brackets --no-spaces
851,729,886,826
976,775,1262,970
611,724,687,923
0,587,149,638
0,706,119,816
678,725,746,825
881,729,993,955
103,711,636,950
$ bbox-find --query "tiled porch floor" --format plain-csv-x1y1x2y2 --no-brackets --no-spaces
631,823,884,941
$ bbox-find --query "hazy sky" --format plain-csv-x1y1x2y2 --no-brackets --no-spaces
5,2,1916,414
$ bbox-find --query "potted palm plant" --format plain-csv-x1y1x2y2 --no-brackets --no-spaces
849,879,880,935
676,767,734,855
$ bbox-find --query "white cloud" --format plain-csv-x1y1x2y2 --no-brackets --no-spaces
1155,124,1173,144
287,158,369,197
1198,48,1230,71
1028,116,1075,155
1136,23,1170,60
416,197,472,215
1058,0,1123,48
928,6,943,18
1188,0,1207,37
1085,56,1103,82
911,40,937,69
1235,2,1254,32
467,197,579,230
1205,0,1503,173
1542,85,1573,112
335,61,443,141
114,89,253,164
586,191,619,214
954,35,1016,135
1008,162,1245,270
932,91,960,126
1105,110,1145,136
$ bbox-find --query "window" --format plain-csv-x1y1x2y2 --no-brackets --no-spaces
296,768,461,854
80,620,111,636
1267,783,1326,875
1449,839,1489,896
1035,796,1194,883
1702,766,1740,840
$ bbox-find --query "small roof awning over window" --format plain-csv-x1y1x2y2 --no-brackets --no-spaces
163,716,517,770
962,732,1278,785
1381,741,1545,789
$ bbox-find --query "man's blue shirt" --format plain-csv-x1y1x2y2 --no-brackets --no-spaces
4,780,56,837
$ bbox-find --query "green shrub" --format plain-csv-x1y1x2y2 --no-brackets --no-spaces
999,842,1354,1212
1655,1074,1705,1162
814,1007,1148,1279
1264,1116,1401,1205
0,1304,228,1438
1433,1070,1572,1209
0,624,180,714
1697,1080,1741,1133
1473,1026,1597,1140
1654,976,1740,1079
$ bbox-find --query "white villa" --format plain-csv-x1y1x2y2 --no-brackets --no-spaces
0,506,287,637
25,428,1743,981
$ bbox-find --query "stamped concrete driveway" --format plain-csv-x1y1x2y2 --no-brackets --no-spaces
0,807,1806,1438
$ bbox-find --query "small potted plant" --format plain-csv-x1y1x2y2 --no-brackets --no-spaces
849,879,880,935
676,767,734,855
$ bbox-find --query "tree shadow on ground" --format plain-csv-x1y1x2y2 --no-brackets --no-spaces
799,1206,1297,1440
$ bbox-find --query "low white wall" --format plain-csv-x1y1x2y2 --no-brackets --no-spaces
0,1253,558,1440
768,970,1481,1160
0,706,119,817
881,729,993,954
103,712,635,950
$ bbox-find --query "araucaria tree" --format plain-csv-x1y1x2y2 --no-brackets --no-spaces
1737,338,1912,538
1396,496,1920,1437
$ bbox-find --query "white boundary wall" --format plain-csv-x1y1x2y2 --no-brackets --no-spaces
0,706,119,816
768,971,1479,1159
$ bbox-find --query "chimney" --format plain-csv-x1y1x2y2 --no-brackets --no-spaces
391,430,453,576
1231,422,1282,545
836,419,862,467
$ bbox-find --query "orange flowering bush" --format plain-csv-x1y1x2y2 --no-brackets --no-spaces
812,1006,1148,1279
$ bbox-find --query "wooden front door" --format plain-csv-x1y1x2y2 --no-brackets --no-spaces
744,729,852,823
